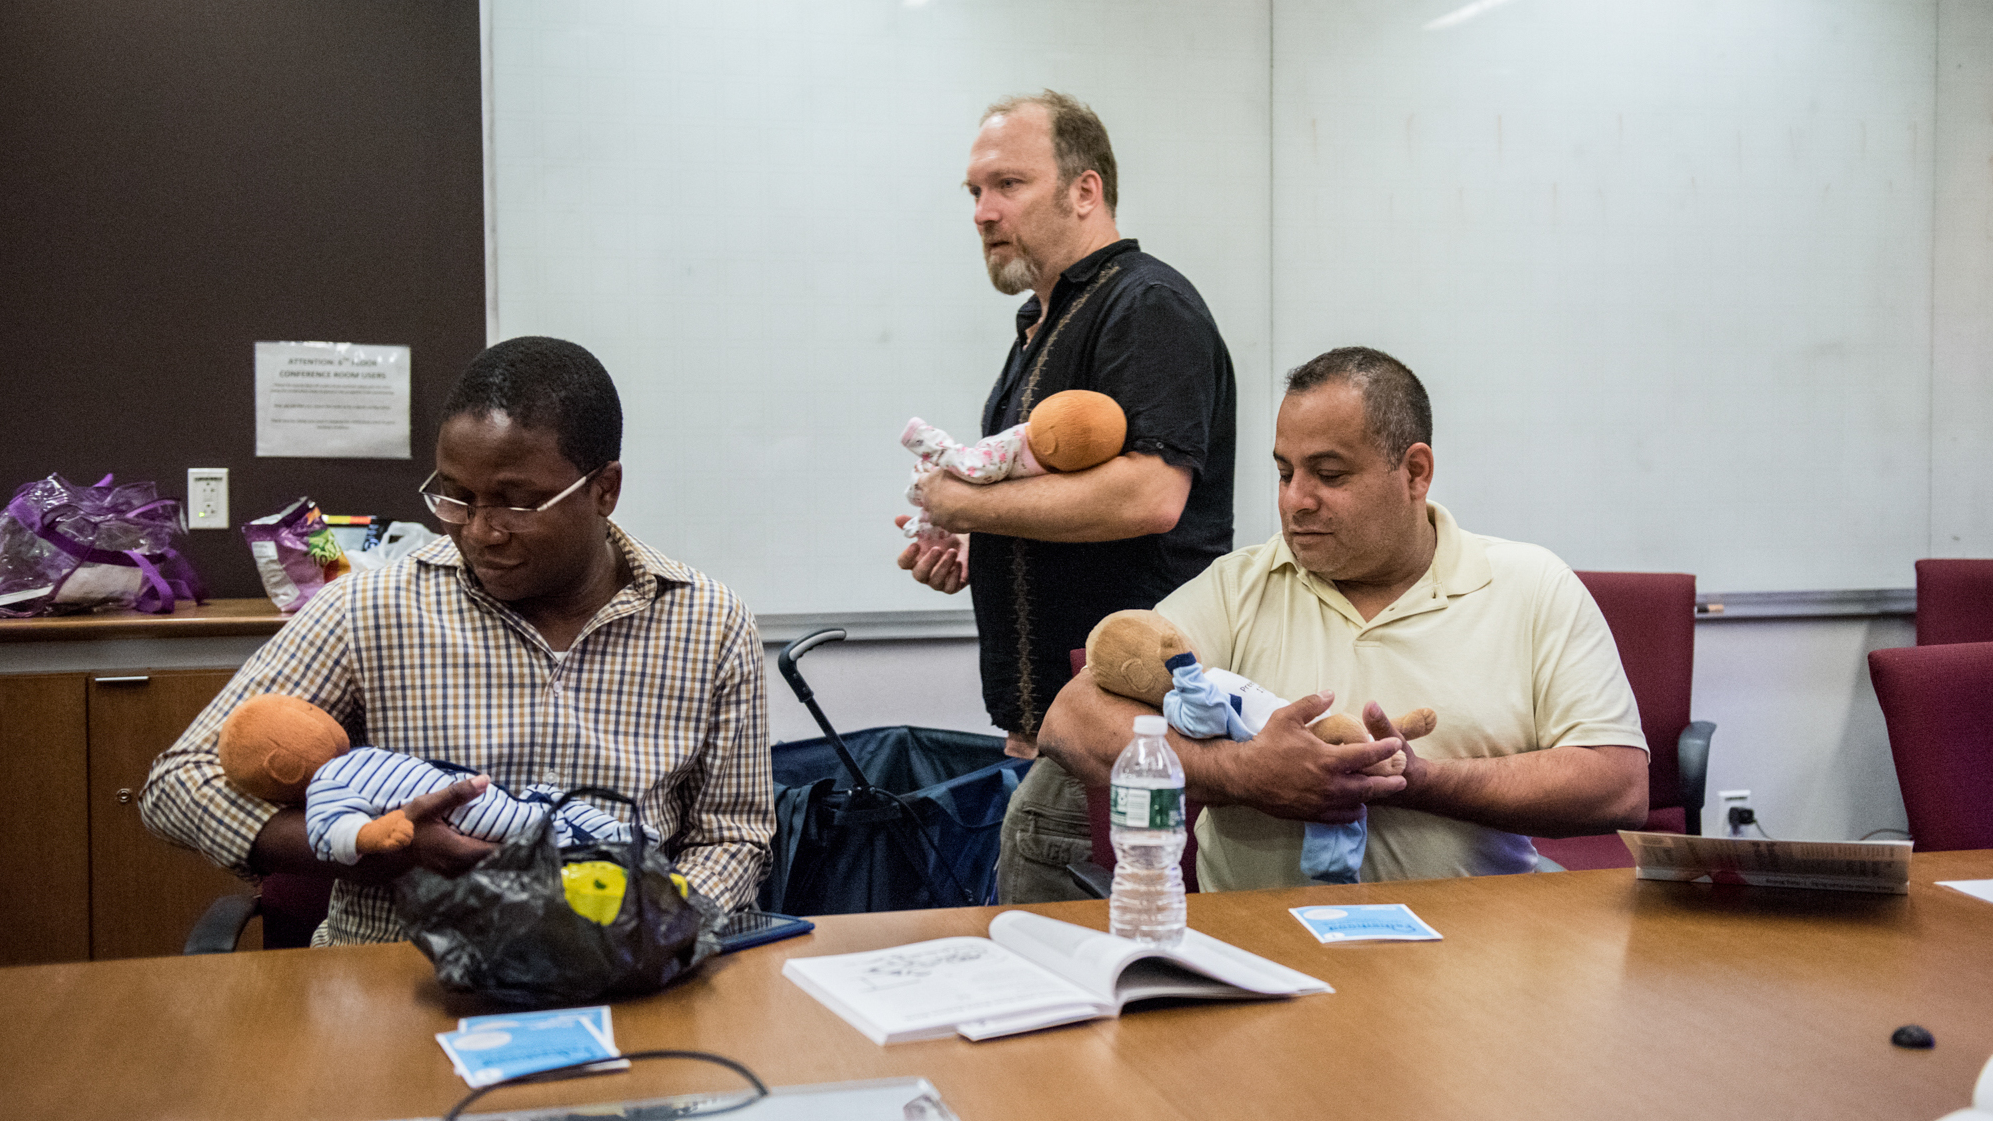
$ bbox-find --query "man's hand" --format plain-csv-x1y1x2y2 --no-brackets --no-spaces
894,515,969,594
392,775,499,877
1215,692,1408,824
913,471,979,535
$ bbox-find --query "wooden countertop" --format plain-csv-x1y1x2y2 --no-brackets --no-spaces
0,598,290,643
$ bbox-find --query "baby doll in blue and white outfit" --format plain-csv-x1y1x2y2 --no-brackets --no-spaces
1084,610,1434,885
216,693,651,866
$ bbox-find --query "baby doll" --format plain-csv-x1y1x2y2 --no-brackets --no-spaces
1084,609,1437,884
900,389,1127,545
218,694,644,866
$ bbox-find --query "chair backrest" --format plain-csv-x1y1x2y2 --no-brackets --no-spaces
1867,641,1993,852
1573,571,1696,819
1915,559,1993,646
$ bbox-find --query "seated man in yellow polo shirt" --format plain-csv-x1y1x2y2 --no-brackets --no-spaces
1036,346,1649,885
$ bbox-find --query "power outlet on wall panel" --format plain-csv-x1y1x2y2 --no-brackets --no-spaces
187,468,229,530
1718,789,1753,837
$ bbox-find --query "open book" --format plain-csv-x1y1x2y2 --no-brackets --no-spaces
782,910,1330,1044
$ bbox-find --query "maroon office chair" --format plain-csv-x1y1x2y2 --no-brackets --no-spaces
1067,648,1203,897
1868,641,1993,852
1915,559,1993,646
1530,571,1714,871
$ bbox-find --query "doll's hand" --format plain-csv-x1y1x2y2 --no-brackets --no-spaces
355,809,415,854
895,518,969,594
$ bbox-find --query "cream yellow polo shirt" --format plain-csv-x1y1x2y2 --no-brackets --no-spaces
1155,502,1645,887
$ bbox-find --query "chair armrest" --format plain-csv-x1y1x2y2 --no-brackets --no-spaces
1065,860,1112,899
1677,720,1716,836
184,893,260,955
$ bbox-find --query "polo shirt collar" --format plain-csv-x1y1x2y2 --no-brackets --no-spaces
1270,501,1492,630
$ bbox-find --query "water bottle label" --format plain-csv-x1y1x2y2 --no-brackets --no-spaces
1110,784,1183,829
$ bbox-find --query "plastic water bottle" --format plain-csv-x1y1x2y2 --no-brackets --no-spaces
1109,714,1187,947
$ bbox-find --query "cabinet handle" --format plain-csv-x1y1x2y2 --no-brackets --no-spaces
93,676,151,684
117,788,133,804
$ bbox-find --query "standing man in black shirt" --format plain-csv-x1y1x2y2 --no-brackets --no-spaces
895,91,1236,902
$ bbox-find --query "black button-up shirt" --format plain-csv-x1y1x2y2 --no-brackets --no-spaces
970,239,1236,734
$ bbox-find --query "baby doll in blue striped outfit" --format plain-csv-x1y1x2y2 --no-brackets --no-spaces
218,694,643,865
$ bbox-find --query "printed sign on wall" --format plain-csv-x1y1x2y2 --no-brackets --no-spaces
255,341,411,459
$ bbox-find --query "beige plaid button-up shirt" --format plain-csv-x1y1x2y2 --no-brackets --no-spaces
141,523,772,944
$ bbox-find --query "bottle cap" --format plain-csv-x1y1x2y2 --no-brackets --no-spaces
1133,714,1168,737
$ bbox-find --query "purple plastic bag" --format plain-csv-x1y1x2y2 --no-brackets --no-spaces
0,474,208,618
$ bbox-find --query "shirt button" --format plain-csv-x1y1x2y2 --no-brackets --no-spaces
542,770,562,786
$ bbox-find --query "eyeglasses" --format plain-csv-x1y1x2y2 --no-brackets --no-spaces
419,466,604,531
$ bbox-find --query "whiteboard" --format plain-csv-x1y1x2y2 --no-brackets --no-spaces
491,1,1981,610
1273,0,1938,592
486,1,1274,616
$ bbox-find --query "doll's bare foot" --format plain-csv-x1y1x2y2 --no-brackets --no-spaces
357,810,415,853
1361,750,1407,778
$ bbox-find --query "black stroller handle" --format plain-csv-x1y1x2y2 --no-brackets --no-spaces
777,628,871,794
777,628,846,701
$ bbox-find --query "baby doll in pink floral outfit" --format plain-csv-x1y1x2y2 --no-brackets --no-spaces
900,390,1127,545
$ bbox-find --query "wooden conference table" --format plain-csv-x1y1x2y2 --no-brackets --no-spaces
5,850,1991,1120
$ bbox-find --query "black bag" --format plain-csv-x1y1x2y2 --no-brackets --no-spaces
394,786,722,1007
759,726,1027,916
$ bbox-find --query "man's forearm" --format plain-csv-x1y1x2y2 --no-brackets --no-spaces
925,453,1190,542
1384,744,1650,837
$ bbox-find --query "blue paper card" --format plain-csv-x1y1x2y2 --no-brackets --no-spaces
459,1006,615,1045
436,1007,620,1088
1289,903,1443,943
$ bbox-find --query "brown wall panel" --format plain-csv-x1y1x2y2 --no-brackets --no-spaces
0,0,484,598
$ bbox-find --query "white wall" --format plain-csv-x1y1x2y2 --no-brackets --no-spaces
788,618,1919,844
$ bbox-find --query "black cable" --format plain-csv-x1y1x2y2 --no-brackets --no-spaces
1860,828,1912,841
442,1049,768,1121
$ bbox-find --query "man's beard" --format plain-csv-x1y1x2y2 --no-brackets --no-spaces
985,244,1042,296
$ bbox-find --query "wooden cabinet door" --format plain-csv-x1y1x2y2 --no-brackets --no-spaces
87,670,260,959
0,674,91,965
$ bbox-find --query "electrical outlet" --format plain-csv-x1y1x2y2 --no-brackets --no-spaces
187,468,229,530
1718,789,1753,837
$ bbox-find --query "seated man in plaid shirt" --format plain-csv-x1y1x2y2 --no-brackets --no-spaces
142,336,773,945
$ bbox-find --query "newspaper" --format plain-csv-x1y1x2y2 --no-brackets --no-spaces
1618,830,1912,894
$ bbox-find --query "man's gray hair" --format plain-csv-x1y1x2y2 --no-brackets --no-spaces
983,90,1118,214
1284,347,1432,464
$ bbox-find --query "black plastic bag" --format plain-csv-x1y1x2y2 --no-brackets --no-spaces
394,786,722,1007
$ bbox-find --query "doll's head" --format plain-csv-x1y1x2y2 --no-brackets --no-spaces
1084,609,1195,708
1026,390,1127,473
217,694,351,804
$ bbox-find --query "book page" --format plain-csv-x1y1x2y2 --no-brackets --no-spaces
988,911,1331,1008
988,911,1145,998
782,937,1104,1043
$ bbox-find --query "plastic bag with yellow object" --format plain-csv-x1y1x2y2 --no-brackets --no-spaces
395,786,723,1006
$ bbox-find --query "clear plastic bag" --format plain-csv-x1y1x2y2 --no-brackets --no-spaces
0,473,207,617
241,498,349,612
